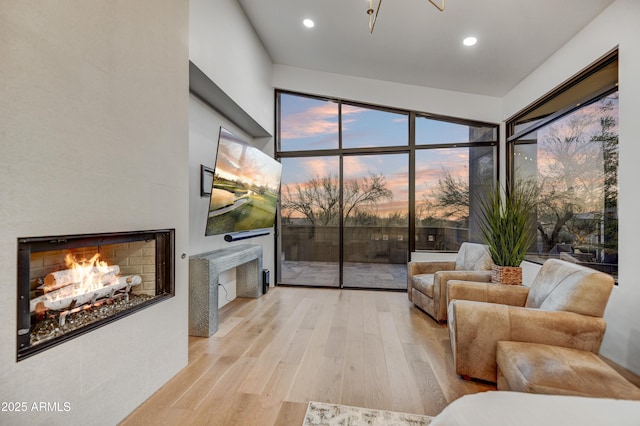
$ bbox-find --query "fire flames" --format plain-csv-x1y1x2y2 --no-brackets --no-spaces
59,253,115,291
31,252,141,314
41,253,120,296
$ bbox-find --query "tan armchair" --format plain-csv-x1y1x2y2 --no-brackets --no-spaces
408,242,493,322
447,258,615,382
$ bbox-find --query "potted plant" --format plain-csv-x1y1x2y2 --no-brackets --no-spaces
476,182,537,285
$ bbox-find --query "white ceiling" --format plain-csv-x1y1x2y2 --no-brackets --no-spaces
237,0,614,97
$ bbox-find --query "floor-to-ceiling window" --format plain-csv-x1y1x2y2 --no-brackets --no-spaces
508,50,618,279
414,117,497,250
277,91,498,289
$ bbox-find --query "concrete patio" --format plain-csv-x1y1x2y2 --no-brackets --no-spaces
280,260,407,290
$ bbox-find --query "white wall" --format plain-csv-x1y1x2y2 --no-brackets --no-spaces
190,0,274,133
503,0,640,374
189,95,276,307
273,64,503,124
0,1,189,425
188,0,276,305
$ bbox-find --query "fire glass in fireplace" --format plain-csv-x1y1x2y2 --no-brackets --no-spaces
17,229,174,361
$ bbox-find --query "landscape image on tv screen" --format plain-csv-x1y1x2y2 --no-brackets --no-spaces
205,127,282,236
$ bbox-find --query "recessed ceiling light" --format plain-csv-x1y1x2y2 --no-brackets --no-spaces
303,18,315,28
463,36,478,47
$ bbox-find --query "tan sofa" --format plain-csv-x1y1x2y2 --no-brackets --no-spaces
407,242,493,322
447,258,614,382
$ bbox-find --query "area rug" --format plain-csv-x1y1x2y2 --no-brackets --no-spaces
303,401,433,426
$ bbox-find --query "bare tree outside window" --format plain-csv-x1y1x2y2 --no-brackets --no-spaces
421,169,470,228
281,172,393,226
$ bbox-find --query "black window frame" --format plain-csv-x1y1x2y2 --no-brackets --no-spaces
506,48,619,278
275,89,500,257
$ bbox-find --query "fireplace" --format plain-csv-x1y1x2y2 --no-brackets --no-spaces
17,229,174,361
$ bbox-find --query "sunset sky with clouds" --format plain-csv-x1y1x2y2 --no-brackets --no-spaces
278,93,487,218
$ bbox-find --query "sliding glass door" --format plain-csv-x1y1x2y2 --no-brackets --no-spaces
279,156,340,287
342,154,408,289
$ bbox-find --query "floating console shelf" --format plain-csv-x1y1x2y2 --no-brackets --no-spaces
189,244,263,337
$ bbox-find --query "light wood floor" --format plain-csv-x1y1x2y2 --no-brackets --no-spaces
120,287,496,425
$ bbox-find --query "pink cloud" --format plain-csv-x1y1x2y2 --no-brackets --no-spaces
281,103,338,139
303,158,339,177
342,157,369,178
281,102,364,139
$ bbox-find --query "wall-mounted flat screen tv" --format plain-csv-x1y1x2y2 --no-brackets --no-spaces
205,127,282,236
